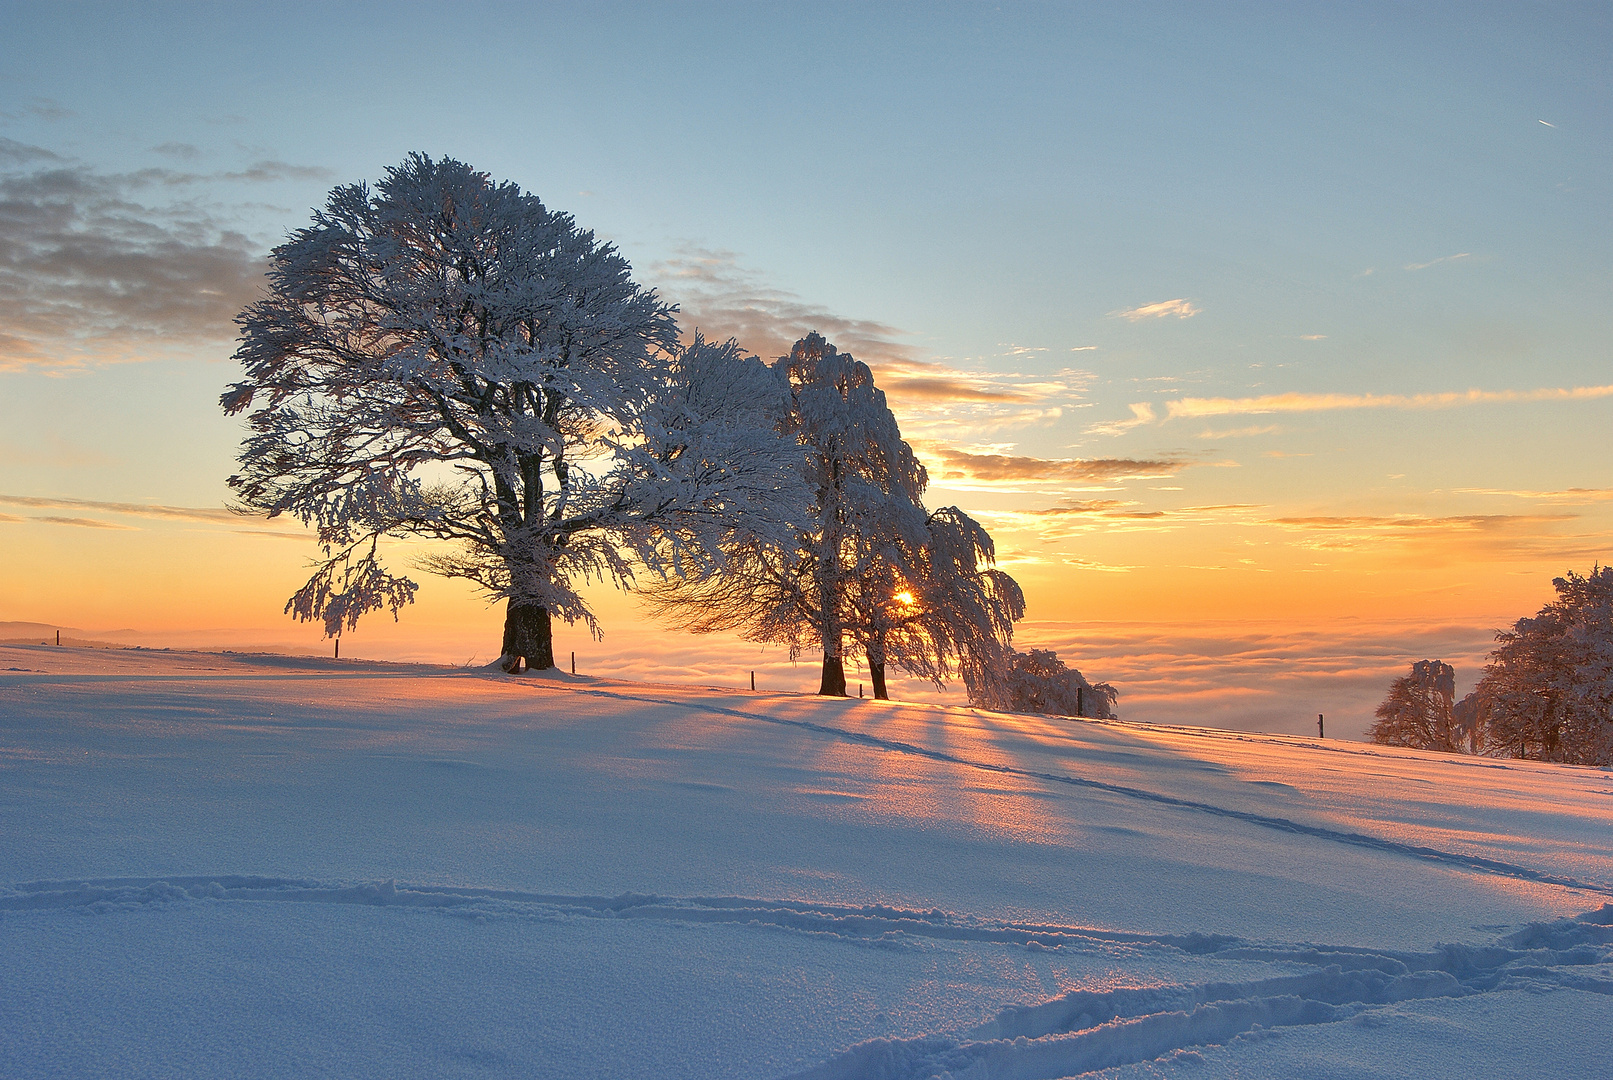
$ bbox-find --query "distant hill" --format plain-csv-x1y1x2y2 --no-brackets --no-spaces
0,621,136,649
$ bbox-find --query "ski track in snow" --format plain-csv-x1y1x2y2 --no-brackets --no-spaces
554,683,1613,899
5,876,1611,1079
783,901,1613,1080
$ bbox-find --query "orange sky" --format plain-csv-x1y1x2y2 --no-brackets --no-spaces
3,6,1610,740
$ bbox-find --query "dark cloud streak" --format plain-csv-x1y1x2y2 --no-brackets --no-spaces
914,443,1190,484
30,516,136,530
0,143,330,370
0,493,248,524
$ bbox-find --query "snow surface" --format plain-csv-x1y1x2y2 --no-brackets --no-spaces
2,644,1611,1078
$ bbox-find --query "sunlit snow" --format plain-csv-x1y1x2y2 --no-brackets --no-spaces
3,646,1610,1078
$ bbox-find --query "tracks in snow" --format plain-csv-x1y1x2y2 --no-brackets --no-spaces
782,903,1613,1080
7,875,1612,1079
554,684,1613,899
0,876,1229,954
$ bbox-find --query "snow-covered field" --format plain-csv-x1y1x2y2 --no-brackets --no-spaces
3,646,1611,1078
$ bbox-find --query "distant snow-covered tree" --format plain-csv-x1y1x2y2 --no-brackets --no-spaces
1470,567,1613,764
971,648,1118,719
1369,659,1466,752
222,154,800,671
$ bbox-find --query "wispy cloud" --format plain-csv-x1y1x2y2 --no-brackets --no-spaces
1086,401,1157,437
1111,298,1200,321
1405,252,1472,271
1197,425,1279,440
650,247,912,367
0,494,245,524
913,442,1188,487
1453,487,1613,504
0,99,73,123
1266,513,1572,531
649,248,1091,438
0,138,67,165
980,501,1263,544
0,143,329,371
28,515,137,530
1261,512,1608,561
1162,383,1613,419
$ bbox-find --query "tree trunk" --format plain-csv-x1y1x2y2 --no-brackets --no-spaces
501,600,555,671
818,653,847,696
868,654,888,700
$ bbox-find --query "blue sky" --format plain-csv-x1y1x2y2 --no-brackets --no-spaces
2,2,1609,732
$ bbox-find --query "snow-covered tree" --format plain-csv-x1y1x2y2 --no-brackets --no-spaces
645,332,1029,698
1369,660,1465,752
222,154,800,671
775,332,929,694
1470,567,1613,764
971,648,1118,719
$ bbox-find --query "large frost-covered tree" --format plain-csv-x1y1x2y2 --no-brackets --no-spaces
1469,567,1613,764
222,154,800,670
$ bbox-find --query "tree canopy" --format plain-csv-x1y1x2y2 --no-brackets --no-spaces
222,154,800,669
1468,566,1613,764
969,648,1118,719
643,332,1026,698
1369,660,1466,752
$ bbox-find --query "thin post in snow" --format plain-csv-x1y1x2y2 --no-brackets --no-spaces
55,630,60,646
859,683,863,698
1077,685,1084,717
334,637,340,660
1318,713,1324,738
570,651,575,675
750,670,755,692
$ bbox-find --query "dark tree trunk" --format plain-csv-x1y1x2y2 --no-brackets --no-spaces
868,653,888,700
501,600,555,672
818,653,847,696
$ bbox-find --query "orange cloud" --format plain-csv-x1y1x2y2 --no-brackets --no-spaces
880,377,1034,404
1112,298,1201,321
28,515,137,530
1265,513,1573,531
1086,402,1157,437
1261,512,1609,562
1198,425,1280,440
1164,384,1613,419
1453,487,1613,504
913,443,1188,485
0,494,244,524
